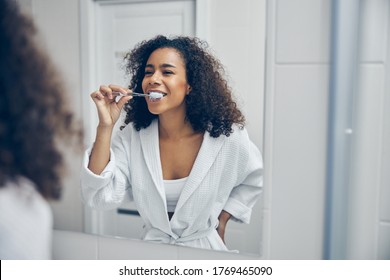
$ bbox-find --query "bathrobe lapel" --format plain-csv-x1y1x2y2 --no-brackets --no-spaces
174,133,226,213
139,120,165,205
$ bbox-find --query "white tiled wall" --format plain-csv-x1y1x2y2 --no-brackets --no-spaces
360,0,388,63
275,0,331,63
376,0,390,260
208,0,266,148
270,65,328,259
348,65,385,259
348,0,390,259
264,0,390,260
378,225,390,259
263,0,330,259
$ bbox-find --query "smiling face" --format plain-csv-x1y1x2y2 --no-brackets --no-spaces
141,47,191,117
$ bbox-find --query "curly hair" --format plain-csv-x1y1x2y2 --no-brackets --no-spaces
122,35,245,137
0,0,82,200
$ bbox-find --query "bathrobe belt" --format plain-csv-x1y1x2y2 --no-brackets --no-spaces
143,227,215,245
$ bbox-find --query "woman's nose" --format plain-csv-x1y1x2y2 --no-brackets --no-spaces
149,72,161,85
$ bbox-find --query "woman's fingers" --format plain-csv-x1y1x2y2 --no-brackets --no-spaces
117,95,132,110
91,85,131,102
93,84,127,100
89,85,133,126
108,84,131,99
106,85,133,109
98,84,116,100
90,90,105,101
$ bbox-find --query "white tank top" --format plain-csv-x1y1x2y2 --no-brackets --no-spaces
163,177,187,212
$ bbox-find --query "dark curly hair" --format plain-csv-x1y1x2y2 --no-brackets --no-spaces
122,35,245,137
0,0,82,200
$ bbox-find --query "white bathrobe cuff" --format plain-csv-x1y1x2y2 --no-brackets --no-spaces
80,146,116,189
223,197,252,224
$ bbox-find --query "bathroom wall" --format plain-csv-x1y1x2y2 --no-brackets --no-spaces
347,0,390,259
263,0,331,259
264,0,390,259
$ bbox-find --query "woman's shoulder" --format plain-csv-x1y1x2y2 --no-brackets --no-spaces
206,125,247,155
223,124,250,143
220,125,261,157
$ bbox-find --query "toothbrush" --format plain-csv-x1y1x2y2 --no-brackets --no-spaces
112,91,166,100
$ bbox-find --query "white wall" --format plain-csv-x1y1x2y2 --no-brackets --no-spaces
263,0,330,259
347,0,390,259
207,0,266,149
264,0,390,259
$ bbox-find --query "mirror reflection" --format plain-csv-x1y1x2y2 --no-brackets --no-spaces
80,0,266,256
13,0,266,257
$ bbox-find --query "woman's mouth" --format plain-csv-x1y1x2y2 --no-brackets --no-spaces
148,91,166,102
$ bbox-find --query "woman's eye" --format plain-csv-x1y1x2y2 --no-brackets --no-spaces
144,70,153,76
163,71,173,75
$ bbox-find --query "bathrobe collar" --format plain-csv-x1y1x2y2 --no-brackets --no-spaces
139,119,226,216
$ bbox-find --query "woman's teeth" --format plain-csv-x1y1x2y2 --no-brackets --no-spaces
148,91,165,101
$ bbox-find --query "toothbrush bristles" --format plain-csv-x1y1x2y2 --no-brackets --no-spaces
149,91,165,100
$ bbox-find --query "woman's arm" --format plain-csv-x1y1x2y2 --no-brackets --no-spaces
87,85,132,175
81,84,133,209
222,129,263,224
88,125,113,174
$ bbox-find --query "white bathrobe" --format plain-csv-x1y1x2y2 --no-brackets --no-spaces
81,120,263,251
0,177,52,259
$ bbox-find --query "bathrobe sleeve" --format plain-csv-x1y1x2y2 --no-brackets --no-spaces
223,130,263,224
80,128,132,210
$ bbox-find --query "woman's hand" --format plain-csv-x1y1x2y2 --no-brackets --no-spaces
90,84,133,128
217,210,231,243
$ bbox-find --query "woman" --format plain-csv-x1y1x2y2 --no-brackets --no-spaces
0,0,81,259
81,35,263,251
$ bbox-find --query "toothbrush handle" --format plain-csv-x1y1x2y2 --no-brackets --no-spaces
112,91,147,97
131,93,149,97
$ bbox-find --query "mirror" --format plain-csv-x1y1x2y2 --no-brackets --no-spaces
80,0,266,256
17,0,267,257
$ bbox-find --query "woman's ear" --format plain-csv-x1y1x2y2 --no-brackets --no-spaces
187,85,192,95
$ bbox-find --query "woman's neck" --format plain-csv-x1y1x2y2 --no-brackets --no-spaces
158,115,195,140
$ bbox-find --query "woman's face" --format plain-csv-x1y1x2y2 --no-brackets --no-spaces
141,47,191,116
